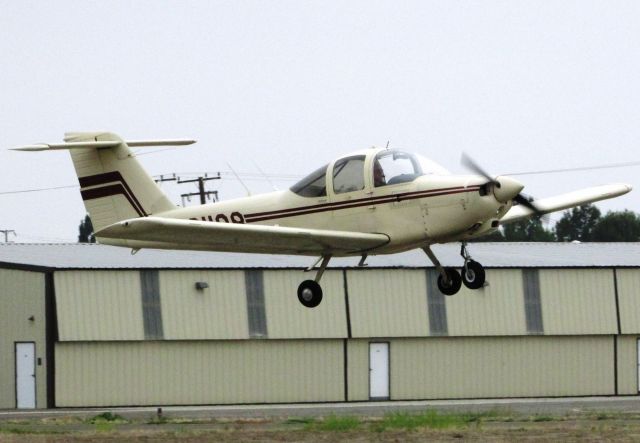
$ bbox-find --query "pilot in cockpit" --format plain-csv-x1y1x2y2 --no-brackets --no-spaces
373,160,386,187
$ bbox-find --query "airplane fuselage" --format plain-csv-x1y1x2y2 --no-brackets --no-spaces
159,172,507,256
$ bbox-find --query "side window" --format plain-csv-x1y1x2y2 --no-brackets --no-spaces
374,151,422,187
290,164,328,197
333,156,365,194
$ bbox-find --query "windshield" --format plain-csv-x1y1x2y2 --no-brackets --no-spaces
415,154,450,175
373,150,449,187
290,164,328,197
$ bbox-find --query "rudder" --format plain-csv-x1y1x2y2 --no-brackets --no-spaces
66,132,177,232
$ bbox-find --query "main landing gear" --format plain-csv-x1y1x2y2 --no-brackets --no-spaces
422,242,486,296
297,255,331,308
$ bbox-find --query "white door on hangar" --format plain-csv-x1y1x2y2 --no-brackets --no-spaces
369,342,389,399
15,342,36,409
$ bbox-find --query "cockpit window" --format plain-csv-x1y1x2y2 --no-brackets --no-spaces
374,150,423,187
290,164,328,197
333,156,365,194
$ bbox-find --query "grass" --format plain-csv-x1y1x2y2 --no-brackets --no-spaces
374,410,467,431
310,415,360,432
87,412,128,424
0,427,64,435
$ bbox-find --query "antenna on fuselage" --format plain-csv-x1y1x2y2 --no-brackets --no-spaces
226,162,252,196
252,160,279,191
385,141,390,150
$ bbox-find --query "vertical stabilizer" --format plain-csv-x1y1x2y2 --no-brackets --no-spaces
65,132,177,232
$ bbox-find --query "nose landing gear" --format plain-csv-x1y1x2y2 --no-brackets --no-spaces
460,243,486,290
423,242,486,296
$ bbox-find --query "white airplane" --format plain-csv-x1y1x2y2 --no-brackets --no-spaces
14,132,632,307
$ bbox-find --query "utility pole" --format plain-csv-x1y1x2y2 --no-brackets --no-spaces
177,173,221,206
0,230,16,243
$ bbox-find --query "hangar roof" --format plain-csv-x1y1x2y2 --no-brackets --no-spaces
0,242,638,270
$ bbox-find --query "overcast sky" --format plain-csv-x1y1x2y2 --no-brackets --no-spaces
1,1,639,243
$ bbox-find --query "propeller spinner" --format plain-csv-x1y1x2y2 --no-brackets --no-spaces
461,153,543,216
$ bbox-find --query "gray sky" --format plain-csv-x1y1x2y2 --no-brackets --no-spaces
1,1,639,242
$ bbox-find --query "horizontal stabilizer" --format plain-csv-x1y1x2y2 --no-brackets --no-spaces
12,139,195,151
96,217,390,256
500,183,632,224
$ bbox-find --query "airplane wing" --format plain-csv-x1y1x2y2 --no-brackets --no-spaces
95,217,390,256
500,183,632,224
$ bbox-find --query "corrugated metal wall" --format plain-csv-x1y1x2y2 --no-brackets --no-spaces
159,270,249,340
390,336,614,399
54,267,632,341
55,340,344,407
48,266,640,406
55,271,144,341
347,269,429,337
0,269,47,408
616,335,638,395
617,269,640,334
446,269,526,336
263,270,347,339
346,340,369,401
538,270,617,335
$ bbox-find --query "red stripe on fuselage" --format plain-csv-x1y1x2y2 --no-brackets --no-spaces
243,186,480,223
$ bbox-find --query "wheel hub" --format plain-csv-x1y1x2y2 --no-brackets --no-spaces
301,288,313,301
465,268,475,281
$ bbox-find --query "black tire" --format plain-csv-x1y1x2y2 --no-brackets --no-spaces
437,268,462,296
297,280,323,308
461,260,486,290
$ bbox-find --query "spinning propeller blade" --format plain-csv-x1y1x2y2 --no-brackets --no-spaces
461,153,544,217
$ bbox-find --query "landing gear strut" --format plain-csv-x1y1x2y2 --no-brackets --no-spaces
297,255,331,308
423,243,486,296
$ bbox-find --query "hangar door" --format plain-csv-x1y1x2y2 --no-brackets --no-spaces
15,342,36,409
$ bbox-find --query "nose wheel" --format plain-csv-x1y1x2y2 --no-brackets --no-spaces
460,243,486,289
461,259,485,289
423,243,486,296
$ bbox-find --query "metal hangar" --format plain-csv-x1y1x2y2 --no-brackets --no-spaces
0,242,639,409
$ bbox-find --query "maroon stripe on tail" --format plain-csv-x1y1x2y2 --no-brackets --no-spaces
81,184,146,217
79,171,148,217
78,171,125,188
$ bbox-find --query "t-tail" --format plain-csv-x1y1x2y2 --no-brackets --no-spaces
13,132,195,232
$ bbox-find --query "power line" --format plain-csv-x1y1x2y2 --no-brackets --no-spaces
177,173,221,205
506,160,640,176
0,184,78,195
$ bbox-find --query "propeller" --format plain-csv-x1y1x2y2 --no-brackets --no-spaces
461,153,544,217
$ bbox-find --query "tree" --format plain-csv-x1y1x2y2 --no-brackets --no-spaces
78,215,95,243
591,210,640,242
502,217,555,241
554,204,601,242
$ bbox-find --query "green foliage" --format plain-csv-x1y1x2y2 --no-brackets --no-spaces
374,410,467,431
78,214,96,243
87,412,127,424
591,210,640,241
310,415,360,431
554,204,601,242
502,217,555,241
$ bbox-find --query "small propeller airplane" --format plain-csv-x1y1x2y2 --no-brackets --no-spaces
14,132,631,307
